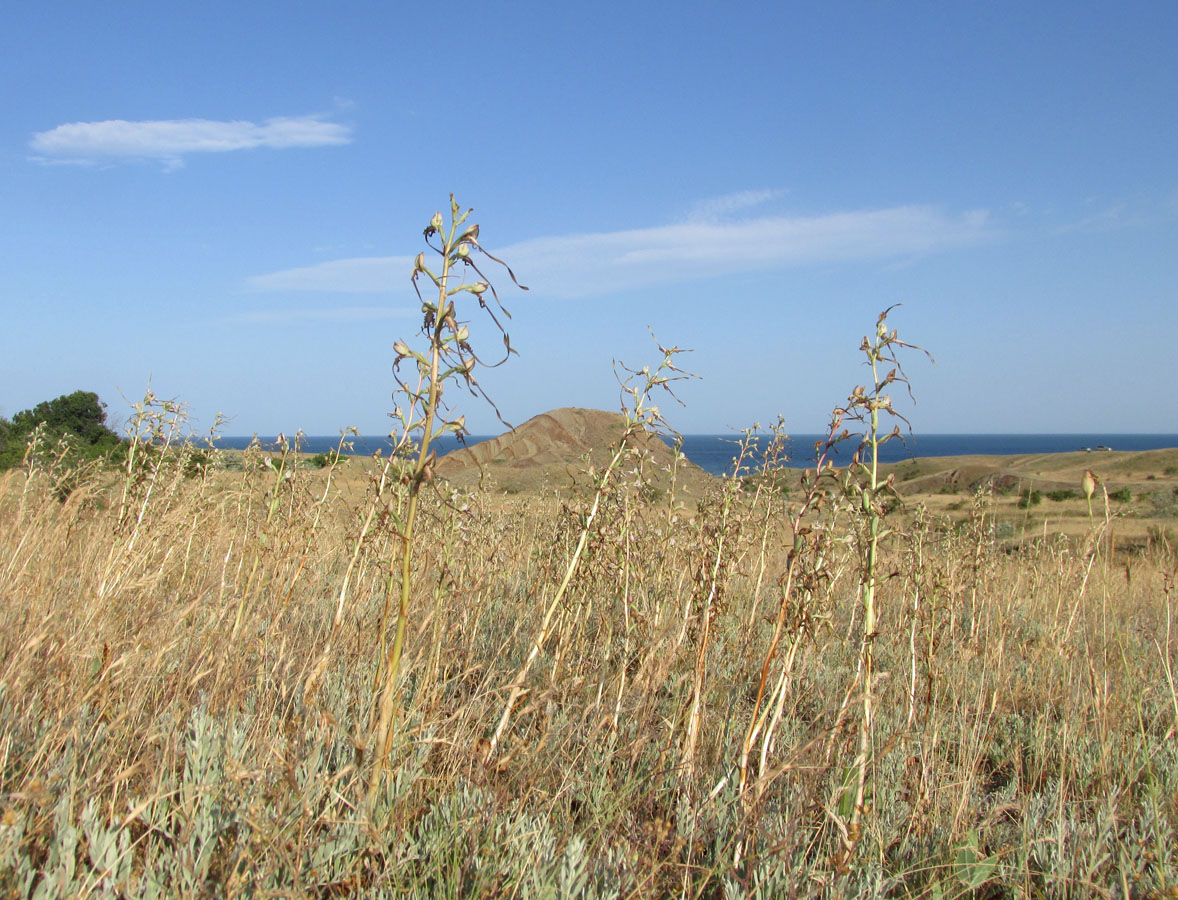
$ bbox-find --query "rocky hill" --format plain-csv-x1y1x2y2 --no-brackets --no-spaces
435,407,713,496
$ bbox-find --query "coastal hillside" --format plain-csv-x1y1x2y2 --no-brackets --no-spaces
435,406,713,495
436,420,1178,546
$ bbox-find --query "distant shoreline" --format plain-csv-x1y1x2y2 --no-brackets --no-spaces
213,433,1178,477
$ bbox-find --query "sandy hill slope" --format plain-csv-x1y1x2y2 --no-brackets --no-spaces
888,447,1178,496
863,446,1178,546
435,407,713,495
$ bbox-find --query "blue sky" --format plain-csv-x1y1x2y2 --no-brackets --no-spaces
2,1,1176,438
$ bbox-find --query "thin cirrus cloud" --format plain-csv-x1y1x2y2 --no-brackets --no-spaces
231,305,417,324
681,188,788,223
249,255,417,294
246,203,995,300
29,114,351,169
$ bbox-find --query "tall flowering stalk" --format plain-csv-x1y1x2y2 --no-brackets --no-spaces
367,196,525,807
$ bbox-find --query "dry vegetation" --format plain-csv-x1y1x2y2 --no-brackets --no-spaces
2,405,1176,898
2,201,1176,898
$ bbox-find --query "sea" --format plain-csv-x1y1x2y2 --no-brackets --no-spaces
214,433,1178,477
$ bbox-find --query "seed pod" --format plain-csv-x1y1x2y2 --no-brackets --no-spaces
1082,469,1097,502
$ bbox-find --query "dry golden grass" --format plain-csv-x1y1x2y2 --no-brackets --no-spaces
1,429,1176,897
748,447,1178,549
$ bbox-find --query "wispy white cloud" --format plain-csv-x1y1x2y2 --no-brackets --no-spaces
232,306,416,324
247,204,994,299
247,255,416,293
1054,192,1178,235
29,114,351,169
683,189,786,223
1054,202,1140,235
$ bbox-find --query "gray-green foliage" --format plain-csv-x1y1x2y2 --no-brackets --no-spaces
387,787,621,900
2,706,372,898
0,701,635,899
1149,488,1178,517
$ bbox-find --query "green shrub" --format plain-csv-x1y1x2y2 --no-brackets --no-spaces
1046,489,1079,502
1109,487,1132,503
1017,489,1042,509
742,468,792,496
898,462,922,482
309,451,346,469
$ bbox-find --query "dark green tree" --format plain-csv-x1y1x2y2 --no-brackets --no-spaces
1,390,123,469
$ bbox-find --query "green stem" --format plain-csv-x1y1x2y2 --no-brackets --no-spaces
850,348,882,848
367,219,455,809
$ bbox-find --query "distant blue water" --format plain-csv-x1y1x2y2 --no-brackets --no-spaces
214,433,1178,477
672,434,1178,475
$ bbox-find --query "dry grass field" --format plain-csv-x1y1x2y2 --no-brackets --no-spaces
1,414,1176,898
2,206,1175,897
